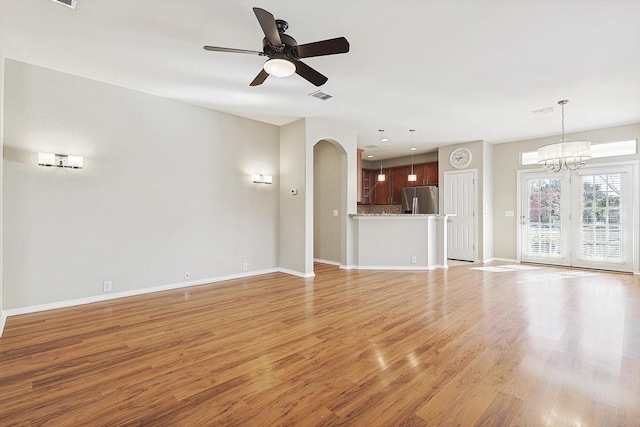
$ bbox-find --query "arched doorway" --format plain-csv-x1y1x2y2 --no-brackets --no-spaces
313,140,347,266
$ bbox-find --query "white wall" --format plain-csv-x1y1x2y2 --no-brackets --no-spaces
493,123,640,262
2,60,280,310
314,140,342,264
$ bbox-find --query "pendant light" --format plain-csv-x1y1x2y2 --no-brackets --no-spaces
537,99,591,172
378,160,386,181
377,129,386,181
408,129,417,182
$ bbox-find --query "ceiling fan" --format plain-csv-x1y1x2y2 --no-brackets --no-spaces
203,7,350,87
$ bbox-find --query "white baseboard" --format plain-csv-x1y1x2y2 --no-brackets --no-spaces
0,311,7,338
353,265,446,271
491,257,519,263
313,258,341,266
278,267,315,278
1,268,286,321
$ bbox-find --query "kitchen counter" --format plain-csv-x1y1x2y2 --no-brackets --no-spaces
350,214,451,270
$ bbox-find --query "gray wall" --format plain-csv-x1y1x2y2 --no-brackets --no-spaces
305,118,358,269
438,140,493,261
314,140,342,263
2,60,280,309
279,119,308,275
492,123,640,262
0,57,5,326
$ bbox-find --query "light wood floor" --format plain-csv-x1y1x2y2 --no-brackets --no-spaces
1,262,639,426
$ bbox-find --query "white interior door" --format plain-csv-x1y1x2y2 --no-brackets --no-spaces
445,170,476,261
519,163,636,272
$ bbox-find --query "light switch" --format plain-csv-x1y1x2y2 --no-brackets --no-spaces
333,209,339,217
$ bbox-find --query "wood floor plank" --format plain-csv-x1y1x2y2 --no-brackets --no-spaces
1,262,639,425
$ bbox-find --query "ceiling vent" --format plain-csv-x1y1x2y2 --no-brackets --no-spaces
309,90,333,101
364,144,380,149
50,0,77,9
531,106,554,117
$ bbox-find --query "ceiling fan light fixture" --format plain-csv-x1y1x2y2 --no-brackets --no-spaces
263,58,295,77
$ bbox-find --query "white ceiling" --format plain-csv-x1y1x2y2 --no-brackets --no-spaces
1,0,639,160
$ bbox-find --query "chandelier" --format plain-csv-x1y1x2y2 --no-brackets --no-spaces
537,99,591,172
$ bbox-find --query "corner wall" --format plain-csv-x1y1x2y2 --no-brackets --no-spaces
2,60,280,311
0,56,5,334
279,119,309,275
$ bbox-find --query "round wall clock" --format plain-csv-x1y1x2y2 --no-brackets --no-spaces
449,147,472,169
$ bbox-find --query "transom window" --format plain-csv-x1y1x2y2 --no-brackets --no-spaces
521,139,637,166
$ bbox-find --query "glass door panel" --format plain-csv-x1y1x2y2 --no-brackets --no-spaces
520,172,570,265
572,166,633,272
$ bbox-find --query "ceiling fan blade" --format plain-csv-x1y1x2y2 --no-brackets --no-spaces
295,37,350,58
253,7,282,46
250,69,269,86
203,46,264,55
292,59,328,87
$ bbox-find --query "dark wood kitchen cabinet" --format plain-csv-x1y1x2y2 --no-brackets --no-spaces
360,162,438,205
390,167,409,204
373,172,389,204
361,169,375,204
408,161,438,187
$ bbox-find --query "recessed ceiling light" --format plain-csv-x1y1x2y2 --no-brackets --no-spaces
367,155,374,158
410,147,417,151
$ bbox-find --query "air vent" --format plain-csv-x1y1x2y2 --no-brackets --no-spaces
50,0,77,9
531,106,554,116
364,144,380,149
309,90,333,101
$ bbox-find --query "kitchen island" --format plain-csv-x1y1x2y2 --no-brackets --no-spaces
350,214,450,270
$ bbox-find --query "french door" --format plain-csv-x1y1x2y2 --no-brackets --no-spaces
520,163,636,272
520,171,571,266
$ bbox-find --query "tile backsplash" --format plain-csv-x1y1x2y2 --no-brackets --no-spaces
357,204,403,215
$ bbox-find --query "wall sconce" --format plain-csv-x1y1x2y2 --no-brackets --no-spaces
38,153,83,169
251,174,273,184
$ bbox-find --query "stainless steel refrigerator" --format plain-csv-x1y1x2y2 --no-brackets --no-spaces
401,186,438,214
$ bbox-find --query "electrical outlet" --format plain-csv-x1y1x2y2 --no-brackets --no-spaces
184,271,191,280
242,262,248,271
103,281,112,292
411,256,417,264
